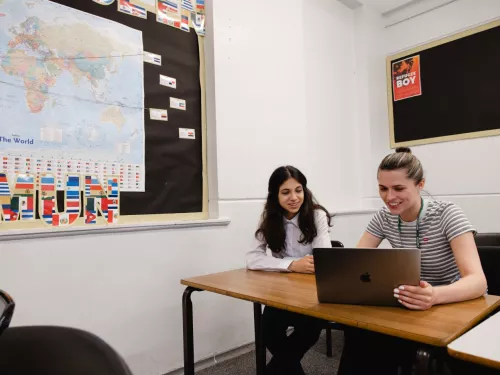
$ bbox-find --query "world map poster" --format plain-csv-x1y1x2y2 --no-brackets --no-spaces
0,0,145,192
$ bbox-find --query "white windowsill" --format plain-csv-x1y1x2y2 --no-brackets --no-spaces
0,208,377,242
332,208,378,216
0,217,232,242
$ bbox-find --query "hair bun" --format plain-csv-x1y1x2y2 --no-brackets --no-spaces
395,147,412,154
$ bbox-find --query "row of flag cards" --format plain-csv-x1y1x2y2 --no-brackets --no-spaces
0,156,143,192
94,0,205,32
93,0,201,141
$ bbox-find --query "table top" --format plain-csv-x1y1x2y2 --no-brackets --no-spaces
448,310,500,369
181,268,500,347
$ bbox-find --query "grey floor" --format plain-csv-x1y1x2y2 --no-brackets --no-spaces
197,329,344,375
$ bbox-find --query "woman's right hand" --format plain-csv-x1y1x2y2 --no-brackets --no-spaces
288,255,315,274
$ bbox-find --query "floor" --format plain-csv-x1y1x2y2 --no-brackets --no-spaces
197,329,344,375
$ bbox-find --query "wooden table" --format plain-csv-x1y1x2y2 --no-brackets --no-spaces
180,269,500,375
448,310,500,370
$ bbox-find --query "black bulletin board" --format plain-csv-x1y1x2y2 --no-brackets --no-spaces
386,19,500,148
50,0,204,216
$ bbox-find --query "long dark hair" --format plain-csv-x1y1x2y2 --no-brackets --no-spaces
255,166,332,253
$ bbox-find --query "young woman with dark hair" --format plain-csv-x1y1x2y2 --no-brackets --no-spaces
246,165,332,375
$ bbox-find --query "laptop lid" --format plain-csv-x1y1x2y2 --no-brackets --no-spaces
313,247,421,307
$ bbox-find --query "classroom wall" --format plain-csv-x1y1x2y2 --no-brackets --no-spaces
3,2,498,375
214,0,310,201
302,0,362,211
355,0,500,231
0,1,366,375
214,0,362,212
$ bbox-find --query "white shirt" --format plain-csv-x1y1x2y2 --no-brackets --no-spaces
246,209,332,272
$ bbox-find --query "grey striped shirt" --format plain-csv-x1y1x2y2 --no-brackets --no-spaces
366,200,476,286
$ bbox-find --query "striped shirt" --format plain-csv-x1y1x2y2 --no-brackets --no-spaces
366,200,476,286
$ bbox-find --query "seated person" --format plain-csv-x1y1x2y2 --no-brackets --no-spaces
338,147,487,375
247,165,332,375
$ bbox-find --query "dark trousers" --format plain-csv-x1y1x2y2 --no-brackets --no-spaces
263,306,324,375
338,327,417,375
338,327,499,375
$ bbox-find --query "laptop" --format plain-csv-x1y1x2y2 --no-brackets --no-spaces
313,247,421,307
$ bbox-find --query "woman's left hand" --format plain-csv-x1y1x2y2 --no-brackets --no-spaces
394,281,435,310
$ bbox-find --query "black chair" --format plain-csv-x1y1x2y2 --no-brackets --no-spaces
0,326,133,375
0,290,15,337
475,233,500,247
323,240,344,357
477,245,500,296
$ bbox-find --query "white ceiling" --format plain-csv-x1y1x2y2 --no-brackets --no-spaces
356,0,416,14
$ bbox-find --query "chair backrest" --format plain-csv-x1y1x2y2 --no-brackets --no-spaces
475,233,500,247
331,240,344,248
0,326,133,375
0,290,15,336
477,246,500,296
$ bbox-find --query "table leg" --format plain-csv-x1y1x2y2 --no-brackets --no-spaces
253,303,266,375
415,347,432,375
326,326,332,358
183,286,201,375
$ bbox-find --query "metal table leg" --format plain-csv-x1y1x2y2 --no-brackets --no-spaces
183,286,201,375
415,347,432,375
253,303,266,375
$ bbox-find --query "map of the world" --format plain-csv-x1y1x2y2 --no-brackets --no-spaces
0,0,144,190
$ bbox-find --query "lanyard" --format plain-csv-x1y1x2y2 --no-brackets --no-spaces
398,197,424,249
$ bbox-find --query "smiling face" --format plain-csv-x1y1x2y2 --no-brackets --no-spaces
378,169,424,218
278,178,304,219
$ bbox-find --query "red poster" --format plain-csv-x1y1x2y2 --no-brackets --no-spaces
392,55,422,101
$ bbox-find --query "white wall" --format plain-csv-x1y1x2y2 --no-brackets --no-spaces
0,212,370,375
214,0,362,212
5,2,498,375
214,0,310,201
0,1,365,375
0,202,260,374
355,0,500,232
303,0,361,211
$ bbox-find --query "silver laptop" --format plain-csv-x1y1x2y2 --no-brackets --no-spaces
313,247,421,307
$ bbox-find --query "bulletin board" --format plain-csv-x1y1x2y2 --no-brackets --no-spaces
386,19,500,148
0,0,208,232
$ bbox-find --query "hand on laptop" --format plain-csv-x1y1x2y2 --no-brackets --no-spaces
288,255,315,274
393,281,435,310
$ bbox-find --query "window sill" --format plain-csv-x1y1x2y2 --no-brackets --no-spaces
0,217,232,242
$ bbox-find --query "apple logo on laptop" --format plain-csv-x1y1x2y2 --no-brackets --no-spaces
360,272,371,283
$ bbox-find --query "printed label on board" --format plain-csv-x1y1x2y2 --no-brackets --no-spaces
170,97,186,110
160,0,180,14
195,0,205,14
179,128,195,139
160,74,177,88
181,10,190,32
392,55,422,101
93,0,116,5
118,0,147,19
181,0,194,12
130,0,156,12
157,0,182,30
149,108,168,121
191,12,205,36
144,51,162,66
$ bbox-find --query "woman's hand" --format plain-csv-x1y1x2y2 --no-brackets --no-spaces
394,281,435,310
288,255,314,274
